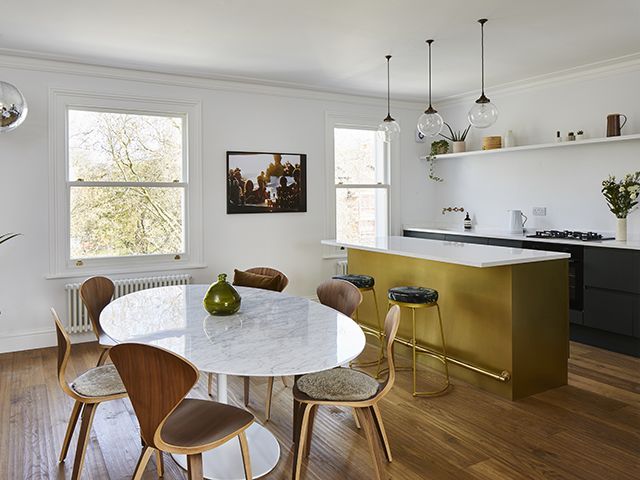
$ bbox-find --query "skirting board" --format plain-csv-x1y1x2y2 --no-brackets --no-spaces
0,329,96,354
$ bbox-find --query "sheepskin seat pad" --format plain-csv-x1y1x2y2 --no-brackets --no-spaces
71,364,126,397
297,367,379,401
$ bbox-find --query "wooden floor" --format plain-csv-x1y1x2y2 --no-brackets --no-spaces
1,340,639,479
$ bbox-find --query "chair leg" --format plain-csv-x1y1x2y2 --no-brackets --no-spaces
132,446,154,480
371,288,385,378
238,431,252,479
371,404,392,462
293,403,313,480
352,407,361,429
155,449,164,477
187,453,204,480
265,376,274,422
59,400,83,462
208,373,214,397
96,348,110,367
304,405,317,458
355,407,387,480
71,402,98,480
436,304,451,383
244,377,250,407
412,307,418,397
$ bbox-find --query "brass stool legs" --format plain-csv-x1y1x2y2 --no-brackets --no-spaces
351,287,385,376
390,300,450,397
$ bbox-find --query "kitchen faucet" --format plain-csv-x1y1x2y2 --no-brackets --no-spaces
442,206,465,215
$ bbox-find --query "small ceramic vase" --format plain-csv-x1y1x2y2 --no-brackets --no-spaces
203,273,241,315
616,218,627,242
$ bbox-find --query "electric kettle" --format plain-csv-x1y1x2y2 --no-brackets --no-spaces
508,210,528,233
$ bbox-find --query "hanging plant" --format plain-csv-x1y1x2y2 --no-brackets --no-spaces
426,141,446,182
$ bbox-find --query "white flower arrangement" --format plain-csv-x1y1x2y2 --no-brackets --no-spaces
601,172,640,218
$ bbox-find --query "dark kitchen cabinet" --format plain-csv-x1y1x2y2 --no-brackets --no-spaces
583,287,636,336
487,238,524,248
584,247,640,294
404,230,445,241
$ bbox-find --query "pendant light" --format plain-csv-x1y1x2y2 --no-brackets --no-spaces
0,81,28,133
417,39,443,137
468,18,498,128
377,55,401,143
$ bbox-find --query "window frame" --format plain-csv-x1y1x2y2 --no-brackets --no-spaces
48,89,204,278
325,112,393,247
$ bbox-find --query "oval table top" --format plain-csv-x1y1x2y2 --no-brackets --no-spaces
100,285,366,378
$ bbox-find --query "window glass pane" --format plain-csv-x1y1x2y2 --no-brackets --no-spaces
334,128,384,185
70,186,184,258
336,188,387,243
68,110,183,182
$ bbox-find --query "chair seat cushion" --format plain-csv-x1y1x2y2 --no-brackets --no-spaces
388,286,438,304
233,269,282,292
332,274,374,289
160,398,254,452
71,364,126,397
296,368,380,401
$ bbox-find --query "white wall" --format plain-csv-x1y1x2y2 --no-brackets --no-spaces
407,63,640,236
0,55,425,352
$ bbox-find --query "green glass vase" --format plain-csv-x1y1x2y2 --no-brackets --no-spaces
203,273,241,315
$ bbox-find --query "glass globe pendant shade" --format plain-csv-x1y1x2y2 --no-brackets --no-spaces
468,95,498,128
0,81,28,133
417,107,444,137
377,116,401,143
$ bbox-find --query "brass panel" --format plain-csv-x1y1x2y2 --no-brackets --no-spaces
347,249,568,400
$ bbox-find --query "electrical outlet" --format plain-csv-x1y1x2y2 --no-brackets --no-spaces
532,207,547,216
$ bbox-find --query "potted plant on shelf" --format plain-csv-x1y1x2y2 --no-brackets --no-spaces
426,141,446,182
440,123,472,153
601,171,640,241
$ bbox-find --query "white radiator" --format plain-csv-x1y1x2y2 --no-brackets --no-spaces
335,260,348,276
65,274,192,333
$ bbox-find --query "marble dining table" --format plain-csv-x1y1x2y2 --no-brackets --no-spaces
100,284,366,480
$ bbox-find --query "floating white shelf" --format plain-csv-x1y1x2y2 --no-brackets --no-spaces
420,133,640,160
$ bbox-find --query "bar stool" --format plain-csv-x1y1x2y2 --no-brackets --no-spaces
387,286,450,397
332,274,384,374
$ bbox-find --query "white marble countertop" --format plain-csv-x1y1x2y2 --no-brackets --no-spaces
403,225,640,250
100,285,365,377
322,236,570,268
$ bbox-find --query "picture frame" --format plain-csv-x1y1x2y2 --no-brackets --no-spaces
226,151,307,214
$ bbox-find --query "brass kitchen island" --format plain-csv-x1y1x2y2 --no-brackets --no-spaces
323,236,571,400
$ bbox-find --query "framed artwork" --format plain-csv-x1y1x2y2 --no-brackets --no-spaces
226,151,307,214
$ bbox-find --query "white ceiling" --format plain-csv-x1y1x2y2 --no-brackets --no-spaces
3,0,640,102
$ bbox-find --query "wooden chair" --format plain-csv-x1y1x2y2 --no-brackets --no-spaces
316,278,363,318
109,342,254,480
80,276,116,366
292,305,401,480
52,308,129,480
208,267,288,423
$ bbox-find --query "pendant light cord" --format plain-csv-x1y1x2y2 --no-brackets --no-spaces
426,39,434,108
479,19,487,96
386,55,391,117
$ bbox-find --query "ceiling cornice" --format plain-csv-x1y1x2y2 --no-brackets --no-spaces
436,52,640,107
0,48,425,110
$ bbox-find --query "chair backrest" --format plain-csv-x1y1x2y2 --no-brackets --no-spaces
80,276,114,341
245,267,289,292
109,343,199,448
51,308,76,398
376,305,401,399
316,279,363,318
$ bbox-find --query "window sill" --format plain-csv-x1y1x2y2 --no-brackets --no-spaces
46,263,207,280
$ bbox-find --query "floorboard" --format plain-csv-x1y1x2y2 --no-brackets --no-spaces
1,341,638,479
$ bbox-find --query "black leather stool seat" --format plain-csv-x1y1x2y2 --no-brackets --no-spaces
332,274,375,289
388,286,438,304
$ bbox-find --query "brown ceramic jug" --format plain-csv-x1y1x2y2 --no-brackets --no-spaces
606,113,627,137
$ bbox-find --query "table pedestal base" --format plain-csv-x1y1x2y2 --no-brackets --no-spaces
171,422,280,480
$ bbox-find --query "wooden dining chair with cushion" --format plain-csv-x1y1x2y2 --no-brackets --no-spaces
206,267,288,422
110,342,254,480
291,305,401,480
51,308,129,480
80,276,116,366
316,278,363,318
